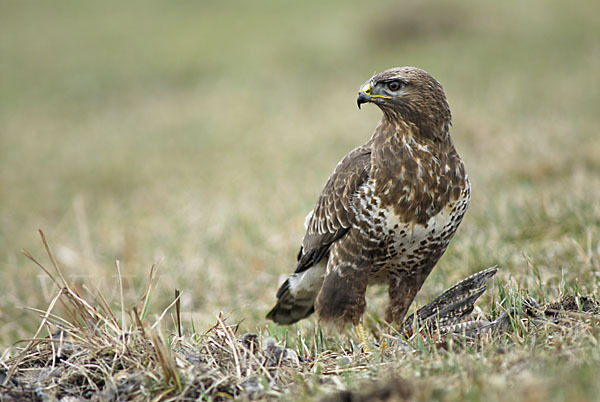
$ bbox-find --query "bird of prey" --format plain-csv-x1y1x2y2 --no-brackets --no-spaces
267,67,470,346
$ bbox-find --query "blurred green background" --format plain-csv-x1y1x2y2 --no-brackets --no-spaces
1,0,599,345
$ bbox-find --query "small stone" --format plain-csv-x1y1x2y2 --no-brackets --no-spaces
240,377,264,400
337,355,352,366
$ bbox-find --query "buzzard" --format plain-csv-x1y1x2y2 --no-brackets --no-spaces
267,67,469,347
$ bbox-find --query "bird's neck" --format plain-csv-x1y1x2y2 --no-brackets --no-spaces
370,117,454,154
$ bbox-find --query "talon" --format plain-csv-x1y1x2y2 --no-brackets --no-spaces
355,323,371,354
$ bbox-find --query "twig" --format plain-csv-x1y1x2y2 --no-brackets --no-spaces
175,289,182,338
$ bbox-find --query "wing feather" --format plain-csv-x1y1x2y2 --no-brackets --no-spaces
295,145,371,273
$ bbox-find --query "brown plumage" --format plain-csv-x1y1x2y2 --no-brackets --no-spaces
266,67,470,328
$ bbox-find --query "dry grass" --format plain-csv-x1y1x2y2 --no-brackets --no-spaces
2,234,600,401
2,0,600,400
1,233,304,400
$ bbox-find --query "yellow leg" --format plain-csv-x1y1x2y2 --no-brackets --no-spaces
355,323,371,354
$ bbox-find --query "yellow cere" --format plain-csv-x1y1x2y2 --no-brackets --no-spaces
362,81,392,100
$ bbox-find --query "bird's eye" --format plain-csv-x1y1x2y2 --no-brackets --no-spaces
387,81,402,91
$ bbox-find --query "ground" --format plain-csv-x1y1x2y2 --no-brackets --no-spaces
1,0,600,400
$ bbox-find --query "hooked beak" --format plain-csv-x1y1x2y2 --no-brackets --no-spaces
357,82,372,109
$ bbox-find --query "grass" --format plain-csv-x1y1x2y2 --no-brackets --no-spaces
1,0,600,400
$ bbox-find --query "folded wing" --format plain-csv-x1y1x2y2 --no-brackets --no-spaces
266,146,371,324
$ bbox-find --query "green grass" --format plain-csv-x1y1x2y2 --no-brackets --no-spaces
1,0,600,400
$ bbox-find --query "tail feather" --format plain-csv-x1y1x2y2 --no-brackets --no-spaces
267,261,327,325
266,280,315,325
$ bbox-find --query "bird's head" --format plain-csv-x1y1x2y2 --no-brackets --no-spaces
357,67,452,140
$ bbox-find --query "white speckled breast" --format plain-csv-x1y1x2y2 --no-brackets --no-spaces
383,182,470,278
351,177,470,282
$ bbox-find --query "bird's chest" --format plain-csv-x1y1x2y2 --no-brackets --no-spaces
384,184,469,275
355,180,470,280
